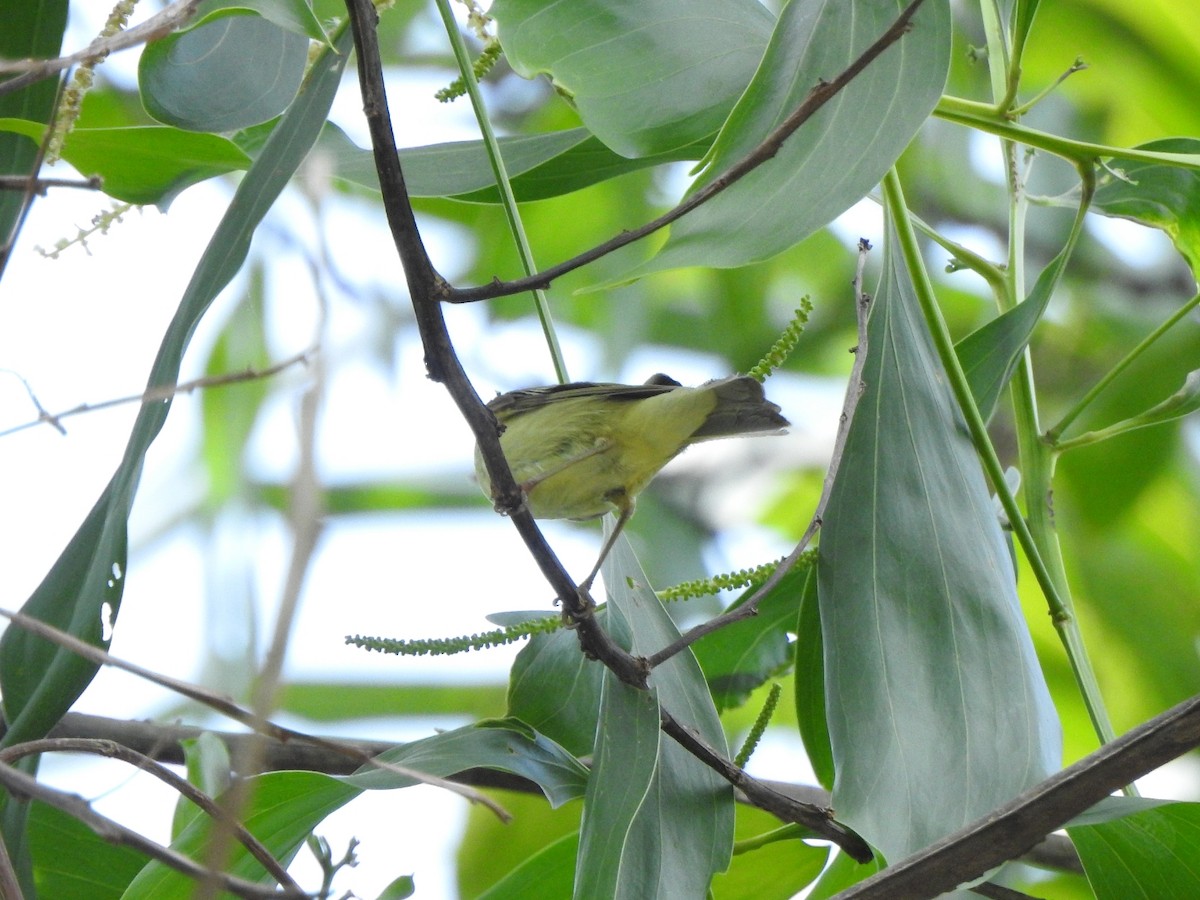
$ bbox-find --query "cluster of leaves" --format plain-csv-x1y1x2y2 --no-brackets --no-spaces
2,0,1200,898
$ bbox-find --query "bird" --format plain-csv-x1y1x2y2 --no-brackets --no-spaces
474,373,788,594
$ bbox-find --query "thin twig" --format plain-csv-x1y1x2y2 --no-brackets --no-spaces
0,175,103,193
0,738,301,891
0,350,314,439
0,0,201,97
0,607,507,818
0,760,300,899
444,0,929,304
647,238,874,668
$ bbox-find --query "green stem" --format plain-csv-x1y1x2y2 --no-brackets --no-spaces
732,823,805,856
977,0,1011,108
882,170,1122,759
434,0,569,383
936,96,1200,170
1047,291,1200,443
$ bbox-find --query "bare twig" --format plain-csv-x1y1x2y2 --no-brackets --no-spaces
838,691,1200,898
0,760,300,899
0,175,102,193
0,0,201,97
444,1,928,304
647,238,874,668
0,737,300,891
0,350,314,439
0,608,507,818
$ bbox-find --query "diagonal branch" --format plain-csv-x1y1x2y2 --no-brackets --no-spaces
343,0,647,685
444,0,929,304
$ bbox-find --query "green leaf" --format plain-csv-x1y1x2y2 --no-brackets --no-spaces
575,526,734,899
0,118,253,207
0,0,67,254
345,719,590,809
955,244,1066,421
814,208,1061,864
492,0,775,157
793,566,834,791
712,832,828,899
508,615,605,758
203,0,330,44
692,562,804,712
139,10,308,132
124,722,588,896
1069,802,1200,900
1095,137,1200,277
807,847,885,899
377,875,417,899
627,0,951,276
323,124,709,203
0,24,352,752
478,831,579,900
28,801,147,899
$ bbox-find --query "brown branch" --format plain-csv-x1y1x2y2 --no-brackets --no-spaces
647,238,874,668
0,737,300,891
659,709,873,863
343,0,647,685
839,691,1200,898
0,759,300,899
444,0,929,304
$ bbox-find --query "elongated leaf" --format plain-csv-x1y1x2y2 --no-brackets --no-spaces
793,566,835,791
1095,137,1200,276
325,124,712,203
0,0,67,259
508,614,605,758
815,209,1061,865
0,119,251,207
139,10,308,132
0,25,353,752
628,0,951,276
1070,802,1200,900
492,0,774,157
576,527,734,899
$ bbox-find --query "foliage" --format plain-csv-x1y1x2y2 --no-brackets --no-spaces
2,0,1200,898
